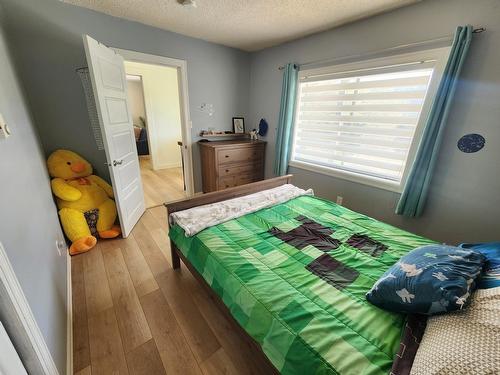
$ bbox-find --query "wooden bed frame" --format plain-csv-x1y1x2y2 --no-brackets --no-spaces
165,175,293,374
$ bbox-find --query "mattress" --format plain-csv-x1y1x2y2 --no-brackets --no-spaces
169,195,435,374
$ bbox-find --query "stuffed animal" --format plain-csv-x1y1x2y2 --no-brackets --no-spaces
47,150,121,255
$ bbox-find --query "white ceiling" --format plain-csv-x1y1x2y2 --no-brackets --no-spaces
62,0,420,51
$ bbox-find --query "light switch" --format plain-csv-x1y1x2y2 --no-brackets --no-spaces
0,113,11,139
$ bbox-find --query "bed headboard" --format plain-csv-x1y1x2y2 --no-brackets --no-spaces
165,174,293,215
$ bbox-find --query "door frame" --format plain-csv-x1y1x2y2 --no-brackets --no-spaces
113,48,195,197
0,242,60,374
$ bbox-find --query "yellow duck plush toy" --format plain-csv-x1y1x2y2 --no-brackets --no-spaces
47,150,121,255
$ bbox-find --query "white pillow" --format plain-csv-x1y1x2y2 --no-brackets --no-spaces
410,287,500,374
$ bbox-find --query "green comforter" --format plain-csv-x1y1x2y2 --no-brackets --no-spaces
169,195,434,374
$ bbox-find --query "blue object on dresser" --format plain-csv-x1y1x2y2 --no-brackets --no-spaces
366,244,485,315
459,242,500,289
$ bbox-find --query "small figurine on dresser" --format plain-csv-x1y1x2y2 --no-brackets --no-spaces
250,129,258,140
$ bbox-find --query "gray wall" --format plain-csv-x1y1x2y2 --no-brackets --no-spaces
0,0,250,192
248,0,500,245
0,8,67,373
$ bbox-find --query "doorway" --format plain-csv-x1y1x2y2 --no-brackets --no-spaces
118,50,194,208
83,35,194,235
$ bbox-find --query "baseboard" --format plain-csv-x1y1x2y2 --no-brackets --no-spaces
0,242,59,375
66,253,73,375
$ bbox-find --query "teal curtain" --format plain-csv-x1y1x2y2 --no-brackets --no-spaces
274,63,299,176
396,25,473,217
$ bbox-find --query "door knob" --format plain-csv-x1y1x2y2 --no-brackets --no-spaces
113,159,123,166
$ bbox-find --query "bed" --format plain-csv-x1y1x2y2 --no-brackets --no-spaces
165,176,435,375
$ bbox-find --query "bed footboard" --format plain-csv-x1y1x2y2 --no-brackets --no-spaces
165,175,293,270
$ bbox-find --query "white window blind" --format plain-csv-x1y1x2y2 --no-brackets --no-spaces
292,66,435,184
289,48,451,191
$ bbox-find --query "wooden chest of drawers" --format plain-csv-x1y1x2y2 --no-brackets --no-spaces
199,140,266,192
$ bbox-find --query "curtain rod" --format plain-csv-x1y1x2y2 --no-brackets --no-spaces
278,27,485,70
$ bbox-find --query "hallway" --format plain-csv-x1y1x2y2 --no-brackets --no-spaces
139,157,187,208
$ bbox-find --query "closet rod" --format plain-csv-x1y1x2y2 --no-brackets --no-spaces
277,27,485,70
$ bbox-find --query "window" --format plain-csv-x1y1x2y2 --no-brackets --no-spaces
290,47,451,192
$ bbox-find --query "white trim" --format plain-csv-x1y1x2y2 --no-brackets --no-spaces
290,46,452,192
66,253,73,375
289,160,401,192
399,47,451,188
113,48,195,197
298,47,450,81
0,242,59,375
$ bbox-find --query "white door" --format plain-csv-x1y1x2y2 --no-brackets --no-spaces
83,35,145,237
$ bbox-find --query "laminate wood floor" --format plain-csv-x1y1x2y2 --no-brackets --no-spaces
139,157,187,208
72,206,275,375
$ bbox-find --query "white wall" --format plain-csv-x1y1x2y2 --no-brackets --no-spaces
124,61,182,170
126,76,146,127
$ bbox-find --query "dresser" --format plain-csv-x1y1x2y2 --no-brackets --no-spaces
199,140,266,192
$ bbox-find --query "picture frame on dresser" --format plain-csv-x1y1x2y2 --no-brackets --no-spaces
232,117,245,134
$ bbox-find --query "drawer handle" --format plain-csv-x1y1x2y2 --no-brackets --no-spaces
225,169,229,172
225,155,229,158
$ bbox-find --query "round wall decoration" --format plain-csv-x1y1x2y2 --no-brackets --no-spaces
258,118,269,136
457,133,485,153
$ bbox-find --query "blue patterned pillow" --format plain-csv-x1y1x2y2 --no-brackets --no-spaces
366,245,485,315
459,242,500,289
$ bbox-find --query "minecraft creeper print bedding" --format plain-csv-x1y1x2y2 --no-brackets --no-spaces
169,195,435,374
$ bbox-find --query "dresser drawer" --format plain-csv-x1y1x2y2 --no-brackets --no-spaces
217,146,263,165
217,174,259,190
199,140,266,193
218,161,263,177
236,174,258,186
217,176,237,190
